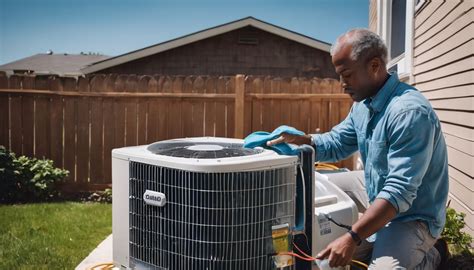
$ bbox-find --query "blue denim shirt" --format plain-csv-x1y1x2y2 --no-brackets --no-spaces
313,74,449,238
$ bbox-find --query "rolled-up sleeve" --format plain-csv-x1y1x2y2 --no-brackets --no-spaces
313,108,358,162
376,108,435,213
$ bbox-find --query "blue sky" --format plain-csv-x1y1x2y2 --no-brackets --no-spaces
0,0,368,65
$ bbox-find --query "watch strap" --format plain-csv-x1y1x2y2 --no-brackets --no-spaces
348,230,362,246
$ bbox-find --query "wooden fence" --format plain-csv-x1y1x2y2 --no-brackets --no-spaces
0,73,354,192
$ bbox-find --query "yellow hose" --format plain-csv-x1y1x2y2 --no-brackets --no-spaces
351,259,369,269
315,163,340,170
88,262,115,270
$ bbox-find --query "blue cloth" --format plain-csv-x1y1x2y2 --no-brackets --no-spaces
313,73,449,238
244,125,305,155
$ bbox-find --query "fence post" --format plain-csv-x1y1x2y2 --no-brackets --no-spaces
234,74,245,139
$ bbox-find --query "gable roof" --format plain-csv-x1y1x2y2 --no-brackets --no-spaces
81,16,332,74
0,53,109,77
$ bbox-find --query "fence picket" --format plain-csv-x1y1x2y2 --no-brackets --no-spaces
204,77,217,136
193,76,205,137
76,77,90,183
137,76,151,145
63,77,77,183
300,78,311,132
125,76,138,146
90,75,106,183
168,76,183,139
102,74,117,184
290,77,302,130
262,76,274,132
279,78,291,128
114,74,127,145
21,76,35,157
34,76,51,159
226,76,235,138
249,76,261,132
49,77,63,168
102,98,115,185
182,76,194,137
269,77,281,131
215,77,227,137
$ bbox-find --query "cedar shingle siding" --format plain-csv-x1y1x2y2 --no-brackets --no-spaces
96,26,338,78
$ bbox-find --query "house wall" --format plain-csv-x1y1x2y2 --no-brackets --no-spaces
97,26,338,79
369,0,378,32
412,0,473,236
369,0,473,236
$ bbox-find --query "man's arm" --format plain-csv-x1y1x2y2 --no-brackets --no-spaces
316,199,396,267
266,133,312,146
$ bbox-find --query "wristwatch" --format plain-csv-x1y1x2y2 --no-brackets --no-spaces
348,230,362,246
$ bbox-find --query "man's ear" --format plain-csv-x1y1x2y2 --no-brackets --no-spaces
369,57,382,74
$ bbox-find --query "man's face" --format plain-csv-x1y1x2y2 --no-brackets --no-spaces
331,44,378,102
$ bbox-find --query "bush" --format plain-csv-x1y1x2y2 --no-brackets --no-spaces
442,207,473,256
87,188,112,203
0,146,69,203
0,146,20,202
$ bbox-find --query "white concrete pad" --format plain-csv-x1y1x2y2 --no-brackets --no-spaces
75,234,118,270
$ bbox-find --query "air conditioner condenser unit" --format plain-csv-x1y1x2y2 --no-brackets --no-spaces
112,137,299,269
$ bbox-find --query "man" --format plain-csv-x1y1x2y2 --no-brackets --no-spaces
267,29,449,269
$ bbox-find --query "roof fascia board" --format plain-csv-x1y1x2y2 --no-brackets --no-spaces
250,20,331,52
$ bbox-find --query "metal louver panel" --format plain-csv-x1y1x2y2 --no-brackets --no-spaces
129,161,296,270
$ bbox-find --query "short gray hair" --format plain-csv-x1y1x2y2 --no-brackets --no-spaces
331,28,388,65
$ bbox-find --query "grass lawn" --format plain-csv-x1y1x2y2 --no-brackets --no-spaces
0,202,111,269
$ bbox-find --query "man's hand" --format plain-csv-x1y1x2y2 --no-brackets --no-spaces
266,133,312,146
316,233,357,268
316,199,397,268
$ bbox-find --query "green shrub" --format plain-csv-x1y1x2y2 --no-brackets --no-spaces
442,207,473,256
0,146,69,203
0,146,21,202
87,188,112,203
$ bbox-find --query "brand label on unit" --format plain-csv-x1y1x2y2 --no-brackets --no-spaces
143,190,166,207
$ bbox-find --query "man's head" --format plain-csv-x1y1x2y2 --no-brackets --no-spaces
331,29,388,102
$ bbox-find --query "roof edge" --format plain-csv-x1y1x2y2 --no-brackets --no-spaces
82,17,332,74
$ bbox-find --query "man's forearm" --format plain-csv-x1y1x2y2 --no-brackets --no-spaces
351,198,397,240
266,133,312,146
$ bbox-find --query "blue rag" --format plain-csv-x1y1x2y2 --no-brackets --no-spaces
243,125,305,155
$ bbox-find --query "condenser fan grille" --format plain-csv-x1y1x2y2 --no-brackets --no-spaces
147,141,264,159
128,161,296,269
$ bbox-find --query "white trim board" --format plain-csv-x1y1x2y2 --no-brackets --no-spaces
377,0,415,83
81,17,332,74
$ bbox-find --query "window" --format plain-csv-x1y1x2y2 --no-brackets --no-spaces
377,0,415,82
390,0,406,60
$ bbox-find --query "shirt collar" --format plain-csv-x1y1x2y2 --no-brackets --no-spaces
364,73,400,112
